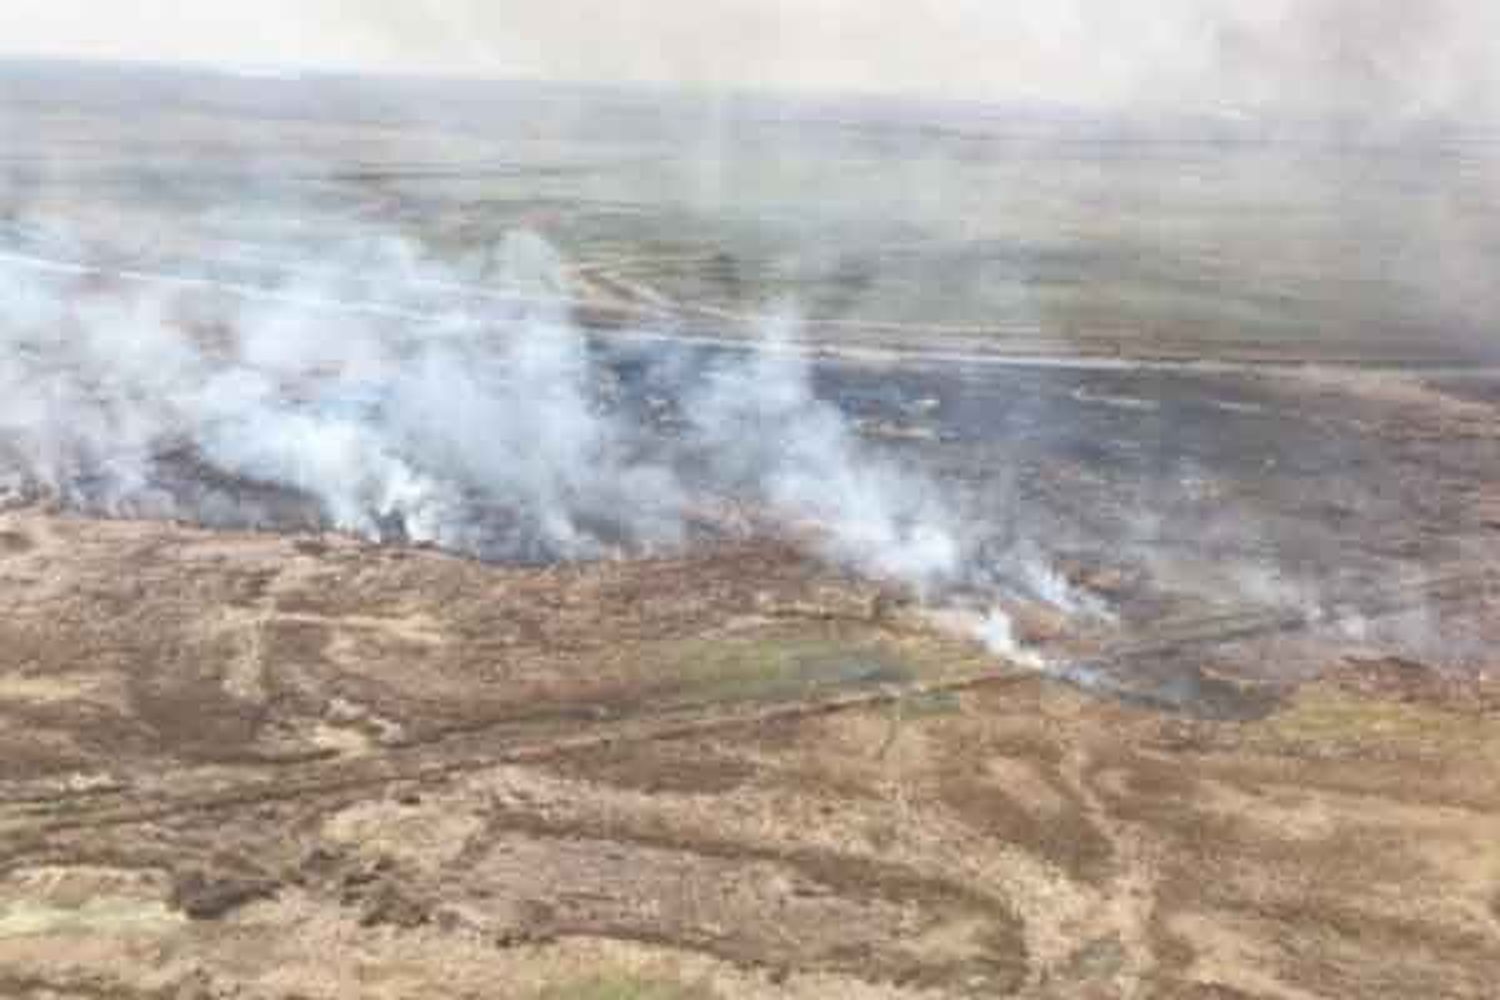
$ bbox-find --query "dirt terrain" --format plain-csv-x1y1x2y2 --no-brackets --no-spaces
1,507,1498,999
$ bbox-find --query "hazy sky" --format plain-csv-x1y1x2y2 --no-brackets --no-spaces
6,1,1497,115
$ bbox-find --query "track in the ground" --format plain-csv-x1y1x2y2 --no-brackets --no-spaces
6,245,1498,373
5,562,1489,849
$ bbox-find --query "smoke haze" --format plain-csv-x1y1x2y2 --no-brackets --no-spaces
1,3,1497,683
5,1,1498,119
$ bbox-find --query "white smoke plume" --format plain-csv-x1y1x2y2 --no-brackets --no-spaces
973,608,1045,670
684,313,960,589
0,228,961,593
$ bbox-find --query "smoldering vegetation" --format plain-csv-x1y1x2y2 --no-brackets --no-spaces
0,230,963,593
2,59,1498,690
3,223,1492,690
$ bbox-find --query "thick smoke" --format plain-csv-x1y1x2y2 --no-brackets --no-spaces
683,314,959,585
0,229,961,593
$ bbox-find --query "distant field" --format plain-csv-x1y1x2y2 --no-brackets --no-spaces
4,59,1499,363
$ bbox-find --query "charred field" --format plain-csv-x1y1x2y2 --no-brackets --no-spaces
3,62,1500,999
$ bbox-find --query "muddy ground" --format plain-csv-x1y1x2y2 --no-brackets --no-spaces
1,500,1499,1000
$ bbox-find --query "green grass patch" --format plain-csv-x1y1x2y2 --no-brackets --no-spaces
536,972,714,1000
900,688,966,717
1260,686,1500,759
0,898,182,938
654,635,914,708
